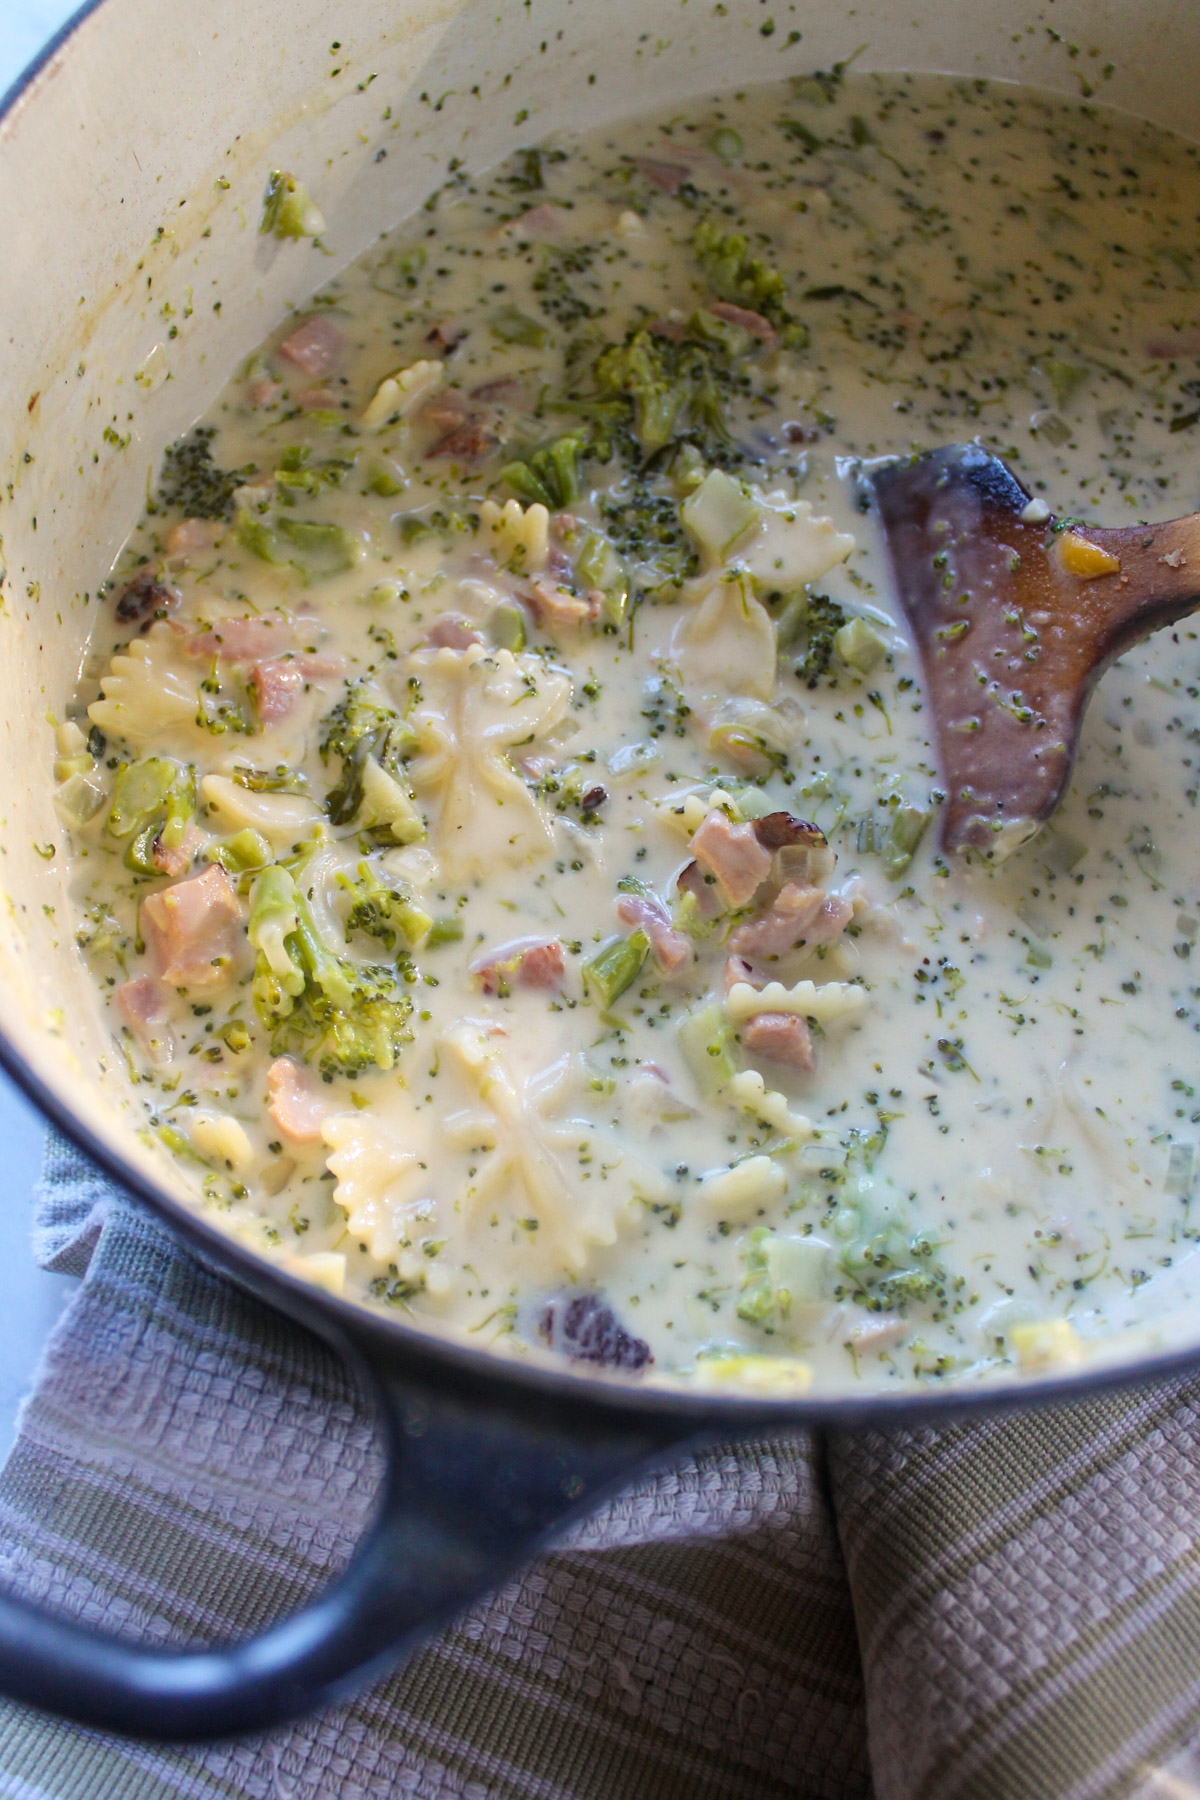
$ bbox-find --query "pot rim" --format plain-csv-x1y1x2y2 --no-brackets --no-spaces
5,0,1200,1433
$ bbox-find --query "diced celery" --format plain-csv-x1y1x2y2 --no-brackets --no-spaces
124,824,162,875
582,931,650,1008
834,616,887,674
108,759,178,839
161,765,197,851
678,1001,742,1099
276,517,363,581
425,916,465,948
489,600,527,652
207,829,273,873
681,468,760,559
491,307,549,349
880,804,931,879
236,509,284,565
367,460,406,497
773,593,810,649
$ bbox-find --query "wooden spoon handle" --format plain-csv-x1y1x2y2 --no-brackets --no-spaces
871,447,1200,853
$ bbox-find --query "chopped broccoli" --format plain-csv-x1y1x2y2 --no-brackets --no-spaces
793,594,847,687
339,862,432,951
319,683,417,827
157,428,253,523
588,312,755,463
260,169,325,240
501,432,588,509
250,863,413,1076
737,1228,832,1331
532,243,604,327
692,219,807,348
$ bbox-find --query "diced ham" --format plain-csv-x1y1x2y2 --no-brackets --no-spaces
276,316,344,380
426,321,467,354
425,615,482,651
153,824,201,880
166,518,222,558
525,579,599,630
470,377,529,405
729,882,826,959
114,568,180,626
471,937,565,995
507,204,565,240
115,975,172,1060
741,1010,817,1073
807,891,855,947
616,892,690,974
247,376,282,408
421,395,470,432
635,156,691,193
428,421,495,463
266,1058,335,1146
708,300,777,345
688,809,773,909
249,654,344,725
183,617,313,663
724,954,758,993
141,866,242,991
675,858,725,918
296,386,337,412
1146,330,1200,360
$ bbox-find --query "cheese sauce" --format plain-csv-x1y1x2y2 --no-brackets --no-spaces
52,70,1200,1394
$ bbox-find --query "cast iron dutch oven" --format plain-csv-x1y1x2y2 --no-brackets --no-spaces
1,0,1198,1742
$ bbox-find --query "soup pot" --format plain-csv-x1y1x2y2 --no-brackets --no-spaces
2,0,1199,1743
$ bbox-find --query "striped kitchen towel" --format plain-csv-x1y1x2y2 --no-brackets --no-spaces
0,1135,1195,1800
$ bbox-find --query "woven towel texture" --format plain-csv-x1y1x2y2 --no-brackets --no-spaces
0,1134,1199,1800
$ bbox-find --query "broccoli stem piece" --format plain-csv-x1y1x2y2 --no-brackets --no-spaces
582,931,650,1009
248,865,305,997
678,1001,742,1099
880,804,931,880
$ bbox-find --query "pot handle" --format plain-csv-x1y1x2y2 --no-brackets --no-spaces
0,1335,687,1741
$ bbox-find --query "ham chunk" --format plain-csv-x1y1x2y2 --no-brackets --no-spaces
183,617,320,664
689,809,773,909
616,892,690,974
249,655,343,725
729,882,826,959
507,204,564,241
635,156,691,193
741,1011,817,1074
115,975,172,1060
526,579,599,630
806,891,855,947
425,615,482,651
266,1058,335,1146
165,518,222,559
153,824,201,880
708,301,777,346
276,315,344,380
472,938,565,995
141,866,242,991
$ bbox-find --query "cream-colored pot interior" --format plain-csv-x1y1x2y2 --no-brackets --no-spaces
2,0,1199,1403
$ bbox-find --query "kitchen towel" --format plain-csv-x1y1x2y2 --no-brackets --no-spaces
0,1135,1197,1800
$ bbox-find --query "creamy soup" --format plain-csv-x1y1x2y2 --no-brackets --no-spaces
51,69,1200,1394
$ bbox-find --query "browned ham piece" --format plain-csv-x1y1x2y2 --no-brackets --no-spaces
276,315,344,379
140,866,242,991
688,809,773,908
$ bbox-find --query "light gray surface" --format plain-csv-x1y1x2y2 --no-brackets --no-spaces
0,0,89,1459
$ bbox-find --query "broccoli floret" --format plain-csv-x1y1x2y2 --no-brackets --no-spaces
737,1228,832,1332
794,594,847,687
340,862,432,951
250,864,413,1076
501,433,588,509
587,313,753,463
259,169,325,240
157,428,253,523
692,219,808,349
319,683,416,827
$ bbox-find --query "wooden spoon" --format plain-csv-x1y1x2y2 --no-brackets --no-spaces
869,443,1200,855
